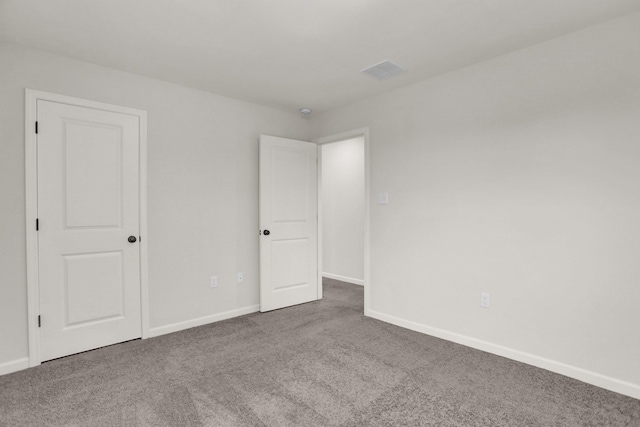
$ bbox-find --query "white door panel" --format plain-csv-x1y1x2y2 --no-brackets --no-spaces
260,135,318,312
64,122,123,227
38,100,141,361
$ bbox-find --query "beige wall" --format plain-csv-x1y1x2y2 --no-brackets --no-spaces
0,42,309,366
311,13,640,397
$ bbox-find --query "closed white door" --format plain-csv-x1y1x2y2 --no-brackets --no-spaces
259,135,318,312
37,100,142,361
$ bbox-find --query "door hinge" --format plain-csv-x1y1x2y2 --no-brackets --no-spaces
38,315,41,328
35,121,38,134
36,218,39,231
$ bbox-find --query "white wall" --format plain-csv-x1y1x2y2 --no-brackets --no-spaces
311,12,640,398
0,42,310,369
321,137,365,284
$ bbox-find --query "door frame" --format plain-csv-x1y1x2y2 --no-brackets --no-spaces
313,128,370,315
24,89,150,367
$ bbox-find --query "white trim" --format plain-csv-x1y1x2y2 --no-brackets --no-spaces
368,308,640,400
0,358,30,376
313,128,371,315
25,90,41,368
317,144,323,300
322,272,364,286
24,89,149,365
138,112,150,339
148,305,260,338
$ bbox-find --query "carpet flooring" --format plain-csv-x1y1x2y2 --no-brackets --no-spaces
1,278,639,426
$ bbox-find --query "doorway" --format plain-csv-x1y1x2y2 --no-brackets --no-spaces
315,128,370,315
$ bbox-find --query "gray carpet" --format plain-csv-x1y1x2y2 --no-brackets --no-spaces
1,278,639,426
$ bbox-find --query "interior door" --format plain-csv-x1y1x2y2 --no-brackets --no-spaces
259,135,318,312
37,99,142,361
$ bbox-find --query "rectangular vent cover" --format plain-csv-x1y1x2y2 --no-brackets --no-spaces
361,60,406,80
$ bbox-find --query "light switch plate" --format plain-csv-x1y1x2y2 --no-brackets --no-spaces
481,292,490,308
378,192,389,205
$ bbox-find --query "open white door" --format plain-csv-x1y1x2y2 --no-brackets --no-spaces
259,135,318,312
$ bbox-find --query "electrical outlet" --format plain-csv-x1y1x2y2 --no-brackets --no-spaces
480,292,490,308
210,276,218,288
237,272,243,283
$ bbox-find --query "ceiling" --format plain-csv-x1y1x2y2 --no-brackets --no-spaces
2,0,640,113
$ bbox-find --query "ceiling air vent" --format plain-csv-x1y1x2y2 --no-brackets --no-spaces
361,60,406,80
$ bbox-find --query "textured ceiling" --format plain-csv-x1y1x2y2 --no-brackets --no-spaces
2,0,640,113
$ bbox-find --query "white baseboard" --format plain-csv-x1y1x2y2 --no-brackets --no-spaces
322,272,364,286
148,305,260,338
0,357,30,376
367,309,640,400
